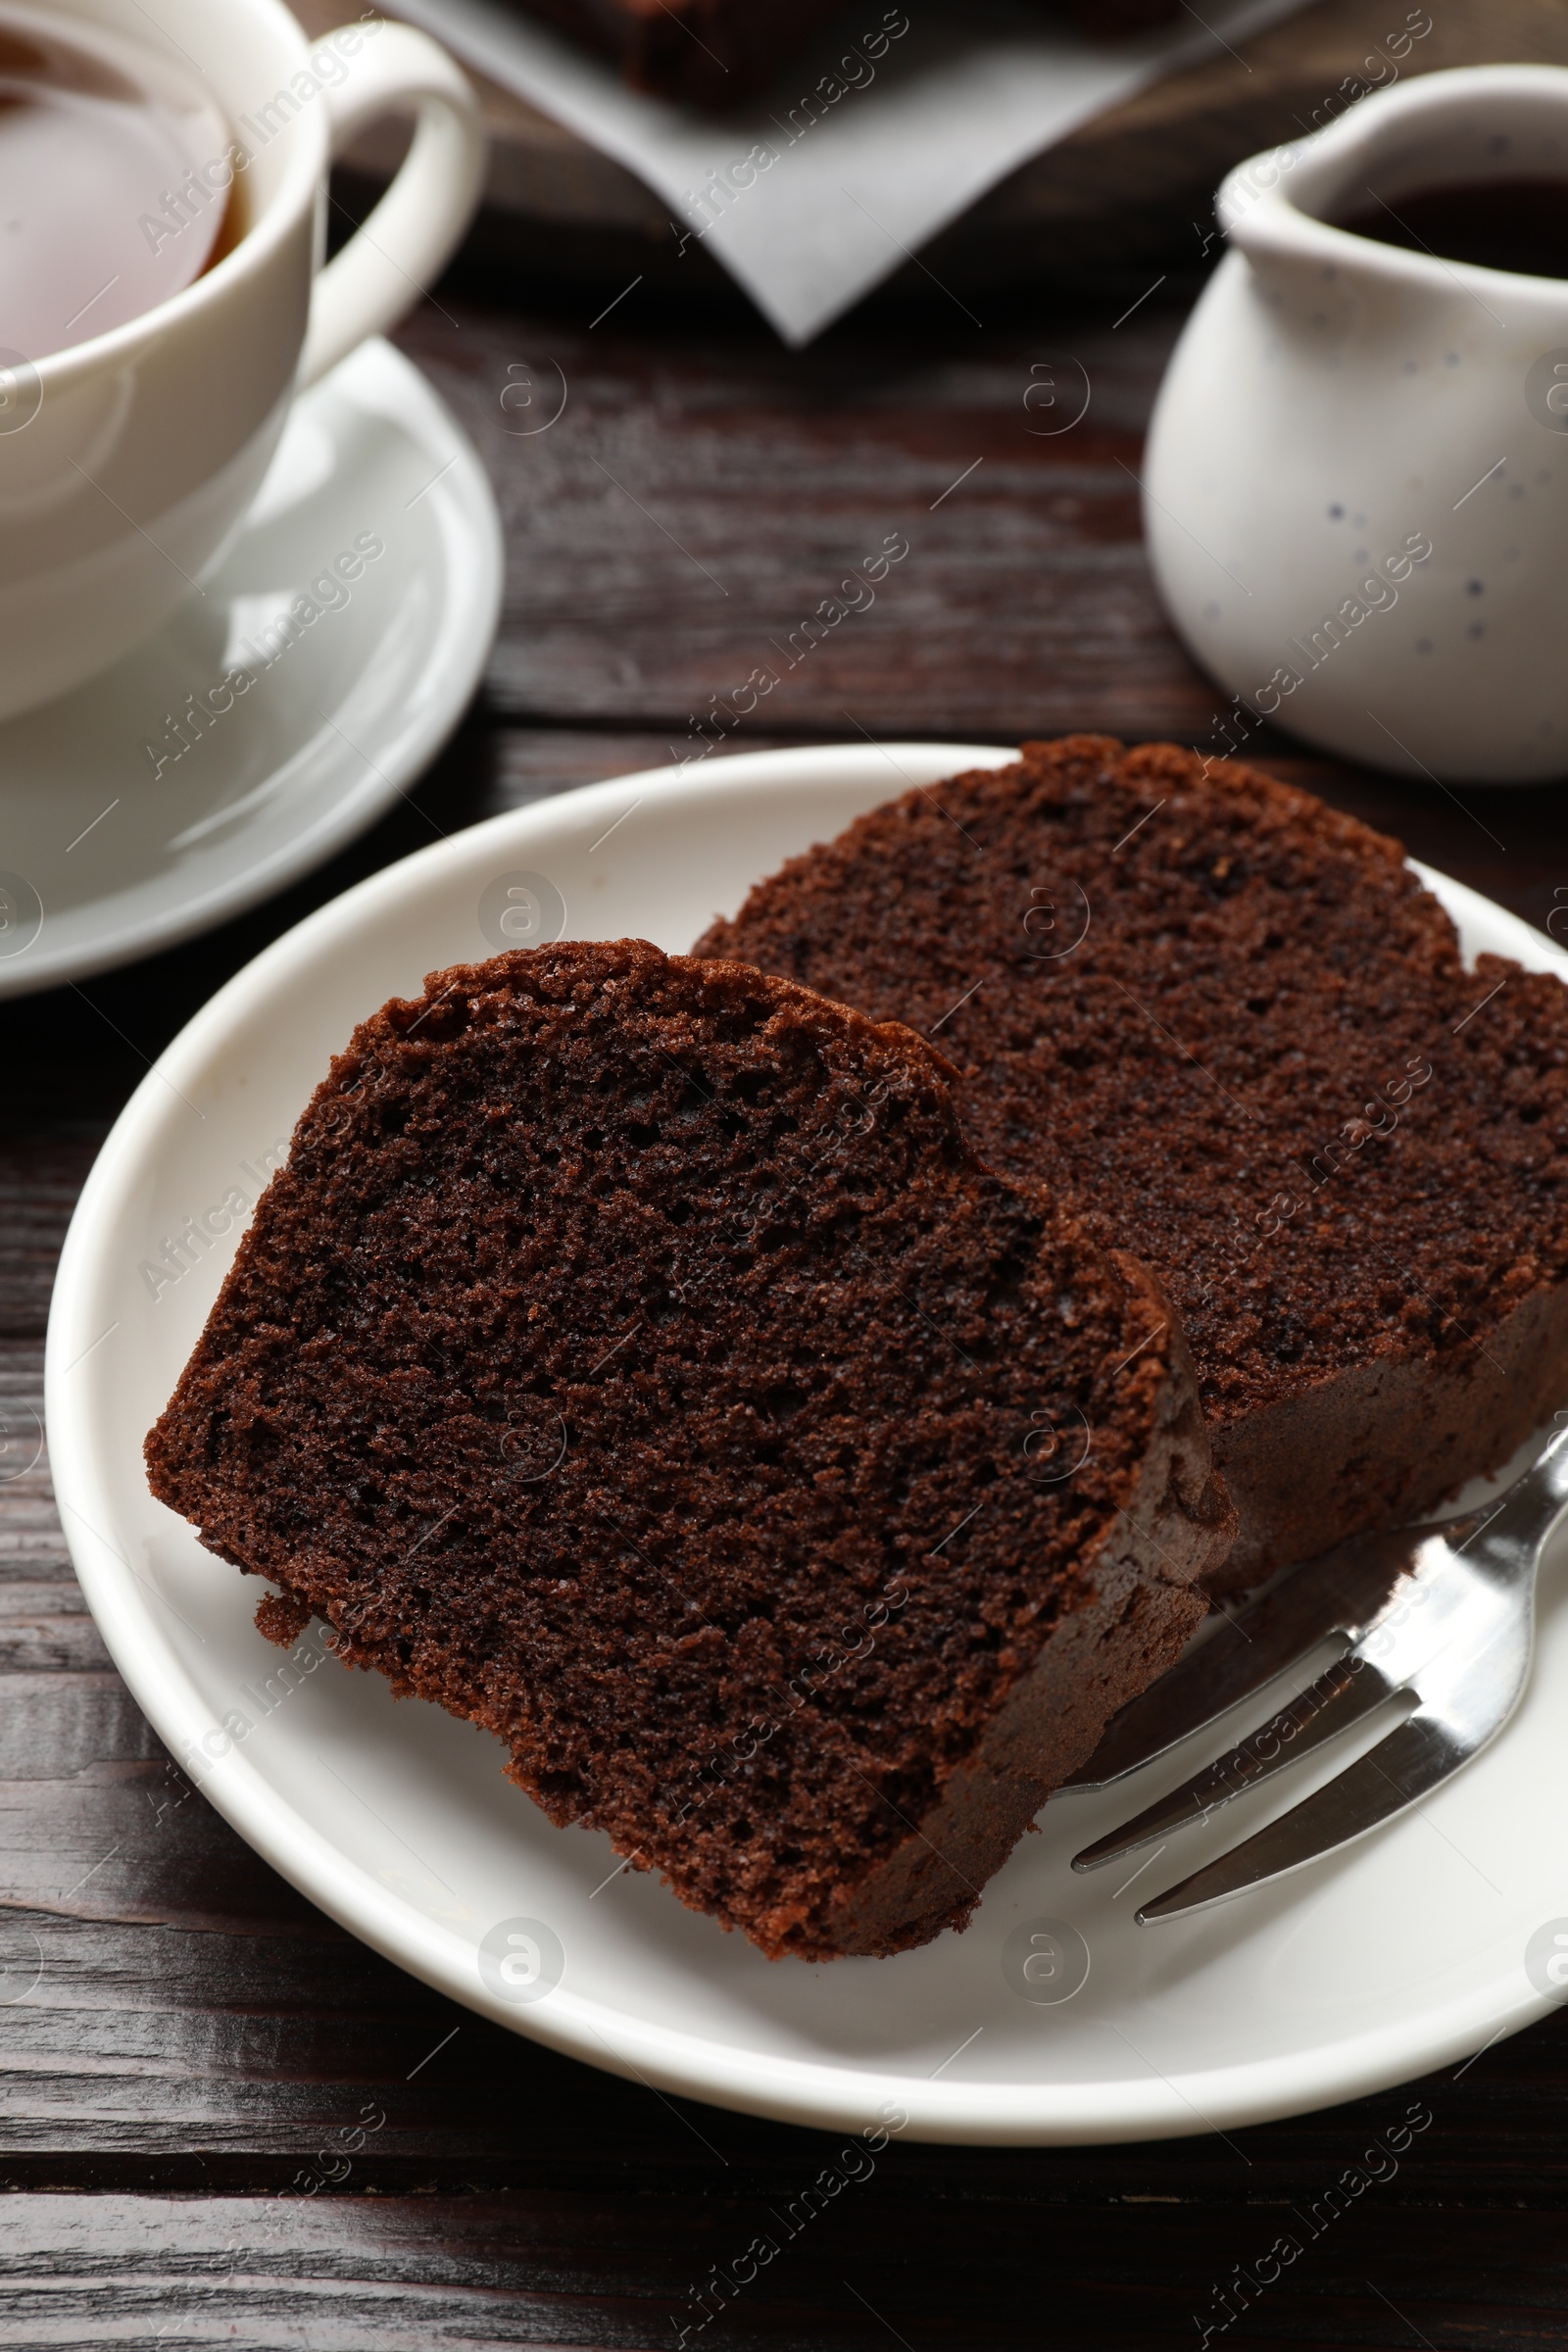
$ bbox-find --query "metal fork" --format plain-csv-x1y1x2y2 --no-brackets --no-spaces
1062,1424,1568,1924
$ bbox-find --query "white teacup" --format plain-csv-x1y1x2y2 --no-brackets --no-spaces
1144,66,1568,785
0,0,484,723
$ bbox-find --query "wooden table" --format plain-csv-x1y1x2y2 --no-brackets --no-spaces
6,256,1568,2348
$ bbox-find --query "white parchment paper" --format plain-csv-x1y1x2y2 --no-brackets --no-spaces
392,0,1316,343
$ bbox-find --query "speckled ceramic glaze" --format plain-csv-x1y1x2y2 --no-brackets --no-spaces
1144,66,1568,785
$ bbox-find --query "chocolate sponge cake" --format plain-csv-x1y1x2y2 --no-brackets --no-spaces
697,736,1568,1584
145,940,1233,1960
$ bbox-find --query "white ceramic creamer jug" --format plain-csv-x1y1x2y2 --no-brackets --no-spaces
1144,66,1568,784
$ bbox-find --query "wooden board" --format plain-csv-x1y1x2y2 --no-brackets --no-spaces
295,0,1568,293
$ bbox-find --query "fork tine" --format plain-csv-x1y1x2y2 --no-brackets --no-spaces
1067,1514,1476,1788
1135,1708,1461,1923
1060,1592,1339,1792
1060,1523,1432,1791
1070,1653,1398,1872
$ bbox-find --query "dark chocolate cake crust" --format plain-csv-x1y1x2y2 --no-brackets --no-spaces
145,940,1232,1960
697,737,1568,1582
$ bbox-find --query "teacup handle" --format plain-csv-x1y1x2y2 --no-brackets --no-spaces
299,23,486,390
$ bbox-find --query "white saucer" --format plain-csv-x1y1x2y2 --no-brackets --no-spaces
45,744,1568,2145
0,337,501,1000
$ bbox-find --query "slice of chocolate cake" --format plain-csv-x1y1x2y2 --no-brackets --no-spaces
145,939,1232,1960
697,737,1568,1585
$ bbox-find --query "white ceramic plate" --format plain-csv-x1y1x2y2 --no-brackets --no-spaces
0,337,501,999
45,744,1568,2145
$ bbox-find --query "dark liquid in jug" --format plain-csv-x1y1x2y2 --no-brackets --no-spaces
1337,178,1568,278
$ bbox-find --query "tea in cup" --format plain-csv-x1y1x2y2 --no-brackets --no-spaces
0,0,485,722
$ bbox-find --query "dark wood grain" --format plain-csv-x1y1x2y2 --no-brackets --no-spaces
5,259,1568,2349
4,2188,1568,2347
